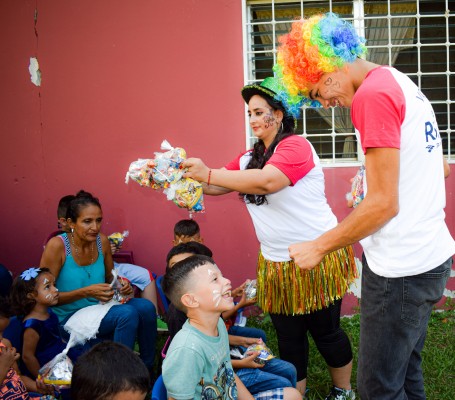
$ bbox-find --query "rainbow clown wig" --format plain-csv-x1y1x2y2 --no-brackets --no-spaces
274,12,367,107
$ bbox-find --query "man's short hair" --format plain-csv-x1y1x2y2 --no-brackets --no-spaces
71,341,150,400
162,254,215,312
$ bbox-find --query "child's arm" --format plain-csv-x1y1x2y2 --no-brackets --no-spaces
231,351,263,370
228,335,261,348
235,373,254,400
0,343,19,383
22,327,42,378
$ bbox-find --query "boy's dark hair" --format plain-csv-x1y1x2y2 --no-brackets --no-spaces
0,296,12,319
165,242,213,272
66,190,102,222
162,254,215,312
57,195,76,219
71,341,150,400
173,219,200,238
10,267,51,316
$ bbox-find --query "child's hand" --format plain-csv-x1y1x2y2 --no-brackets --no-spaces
231,282,247,299
36,377,57,396
240,351,264,369
110,243,120,255
118,278,133,296
237,290,256,308
0,345,20,370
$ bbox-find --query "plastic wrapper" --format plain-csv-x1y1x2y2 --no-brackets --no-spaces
111,268,133,304
125,140,205,216
38,353,73,389
350,165,365,208
244,279,257,300
108,230,129,249
246,340,275,365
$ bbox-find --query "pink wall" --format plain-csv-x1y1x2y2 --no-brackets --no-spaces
0,1,453,315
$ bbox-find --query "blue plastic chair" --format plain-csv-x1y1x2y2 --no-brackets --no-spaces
155,275,169,313
151,375,167,400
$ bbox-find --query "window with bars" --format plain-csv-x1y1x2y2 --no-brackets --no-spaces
242,0,454,164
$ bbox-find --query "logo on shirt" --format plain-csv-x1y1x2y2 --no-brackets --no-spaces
200,361,237,400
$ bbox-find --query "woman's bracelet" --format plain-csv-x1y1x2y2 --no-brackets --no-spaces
207,169,212,186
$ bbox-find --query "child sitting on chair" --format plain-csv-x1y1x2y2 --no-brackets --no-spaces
162,254,300,400
0,296,56,399
9,267,79,379
172,219,265,342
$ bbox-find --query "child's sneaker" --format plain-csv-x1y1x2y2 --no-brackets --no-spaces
324,386,355,400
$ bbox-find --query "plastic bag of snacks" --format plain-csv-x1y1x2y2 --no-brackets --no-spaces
38,352,73,390
125,140,205,216
244,279,257,300
108,230,129,249
110,268,133,304
245,339,275,365
346,165,365,208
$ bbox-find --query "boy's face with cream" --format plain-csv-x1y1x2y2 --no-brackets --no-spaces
185,262,234,313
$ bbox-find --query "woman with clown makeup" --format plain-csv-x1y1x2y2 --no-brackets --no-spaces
183,75,358,399
275,12,454,400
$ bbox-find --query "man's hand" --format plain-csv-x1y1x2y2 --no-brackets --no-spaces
289,241,324,270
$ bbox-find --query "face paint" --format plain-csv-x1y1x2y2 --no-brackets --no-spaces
212,289,221,307
45,294,53,300
207,269,213,276
264,110,276,129
43,278,49,284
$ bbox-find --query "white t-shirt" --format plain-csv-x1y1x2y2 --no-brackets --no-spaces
352,66,455,277
225,135,337,262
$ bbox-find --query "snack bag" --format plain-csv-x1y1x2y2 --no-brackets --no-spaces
245,339,275,365
244,279,257,300
108,230,129,249
350,165,365,208
125,140,205,216
38,353,73,389
111,268,133,304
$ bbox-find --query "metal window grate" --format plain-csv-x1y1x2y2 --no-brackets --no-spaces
242,0,454,165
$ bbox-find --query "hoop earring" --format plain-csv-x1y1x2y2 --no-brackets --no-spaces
281,122,284,132
71,228,74,234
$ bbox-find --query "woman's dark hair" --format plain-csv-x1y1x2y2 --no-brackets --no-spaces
10,267,51,316
241,94,295,205
66,190,102,222
71,341,150,400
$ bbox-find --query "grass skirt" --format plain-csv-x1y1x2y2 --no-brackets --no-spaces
256,246,357,315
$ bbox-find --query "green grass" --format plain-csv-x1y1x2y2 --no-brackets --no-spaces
246,310,455,400
152,309,454,399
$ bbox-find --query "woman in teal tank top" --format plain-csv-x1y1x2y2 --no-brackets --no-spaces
40,190,157,373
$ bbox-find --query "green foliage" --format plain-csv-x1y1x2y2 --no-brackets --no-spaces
247,310,454,400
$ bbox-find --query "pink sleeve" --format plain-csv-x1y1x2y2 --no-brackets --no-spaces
225,152,247,170
266,136,315,185
352,68,405,153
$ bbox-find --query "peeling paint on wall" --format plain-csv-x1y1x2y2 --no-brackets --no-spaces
29,57,41,86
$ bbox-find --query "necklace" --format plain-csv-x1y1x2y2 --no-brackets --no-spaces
70,233,95,278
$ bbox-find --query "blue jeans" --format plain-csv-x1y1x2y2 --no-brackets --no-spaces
97,298,157,370
236,357,297,394
228,325,267,344
357,255,452,400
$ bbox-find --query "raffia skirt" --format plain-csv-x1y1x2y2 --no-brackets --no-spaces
256,246,357,315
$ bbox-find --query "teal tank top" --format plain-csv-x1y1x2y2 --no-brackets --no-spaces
52,233,105,323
